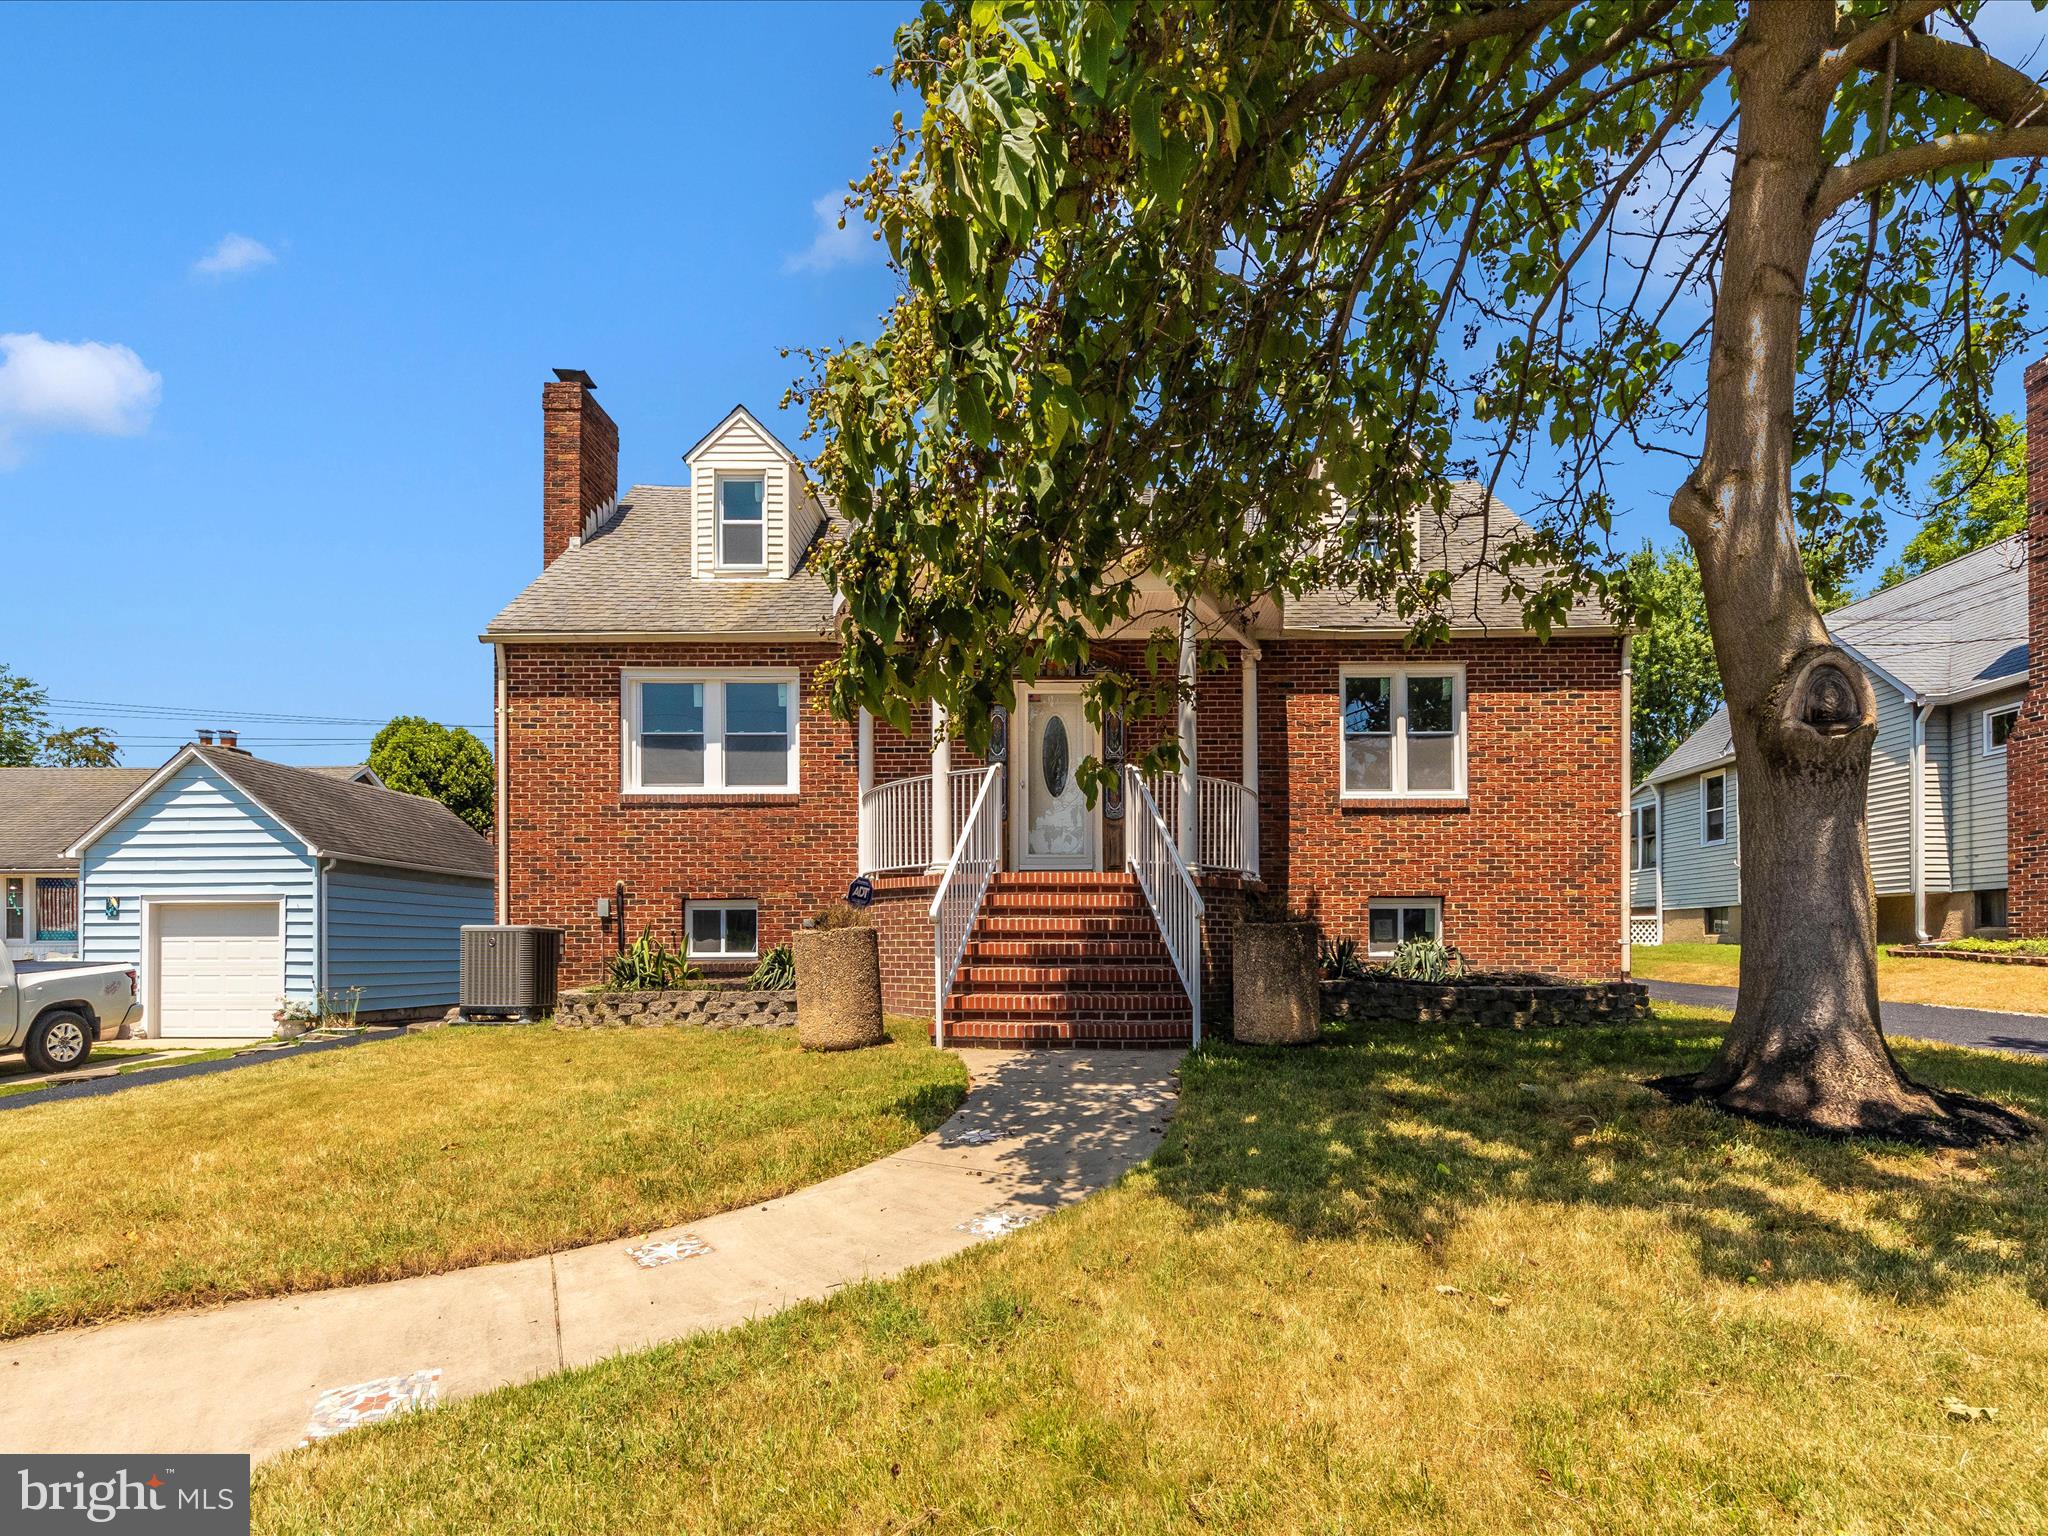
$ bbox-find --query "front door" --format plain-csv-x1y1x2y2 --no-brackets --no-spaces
1015,687,1098,870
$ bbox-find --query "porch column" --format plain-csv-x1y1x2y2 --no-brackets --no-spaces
1241,647,1259,878
856,707,874,874
930,701,952,870
1179,609,1200,870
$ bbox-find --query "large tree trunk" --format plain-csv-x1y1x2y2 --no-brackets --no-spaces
1658,0,2026,1146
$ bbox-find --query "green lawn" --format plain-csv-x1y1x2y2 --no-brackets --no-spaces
1,1020,964,1339
1635,940,2048,1015
255,1009,2048,1535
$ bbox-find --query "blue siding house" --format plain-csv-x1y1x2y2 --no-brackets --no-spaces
67,744,494,1037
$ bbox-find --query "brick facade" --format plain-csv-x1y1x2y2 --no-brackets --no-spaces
500,632,1627,1004
2007,358,2048,936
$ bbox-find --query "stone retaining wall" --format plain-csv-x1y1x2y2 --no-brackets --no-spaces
554,987,795,1030
1323,975,1651,1030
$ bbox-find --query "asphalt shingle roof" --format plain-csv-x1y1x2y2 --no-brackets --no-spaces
1285,483,1612,633
192,748,494,879
0,767,156,872
486,486,838,637
1641,534,2030,786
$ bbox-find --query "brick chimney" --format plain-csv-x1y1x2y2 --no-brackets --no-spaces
542,368,619,568
2005,356,2048,936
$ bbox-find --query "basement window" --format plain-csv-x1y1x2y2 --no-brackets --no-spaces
1367,899,1441,957
687,901,759,960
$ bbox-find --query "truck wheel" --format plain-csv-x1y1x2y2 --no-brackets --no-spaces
25,1010,93,1073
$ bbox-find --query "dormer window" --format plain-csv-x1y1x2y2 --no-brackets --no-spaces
717,474,766,570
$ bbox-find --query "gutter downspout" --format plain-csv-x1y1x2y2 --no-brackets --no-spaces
1620,636,1633,976
495,648,509,925
1911,698,1933,944
317,856,337,1002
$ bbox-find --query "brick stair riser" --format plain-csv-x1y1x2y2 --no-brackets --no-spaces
963,939,1170,962
954,965,1181,989
948,992,1192,1017
937,1022,1192,1046
972,918,1161,940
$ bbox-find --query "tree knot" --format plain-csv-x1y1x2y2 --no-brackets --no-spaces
1766,645,1877,765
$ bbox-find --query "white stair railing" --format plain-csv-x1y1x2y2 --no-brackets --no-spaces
1125,765,1205,1047
1146,773,1259,878
860,768,989,876
929,765,1003,1047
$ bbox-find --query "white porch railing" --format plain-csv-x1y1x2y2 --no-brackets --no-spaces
860,768,990,875
1126,765,1205,1047
1147,774,1260,878
930,766,1003,1048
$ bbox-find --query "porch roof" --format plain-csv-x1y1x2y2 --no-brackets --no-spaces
0,768,154,873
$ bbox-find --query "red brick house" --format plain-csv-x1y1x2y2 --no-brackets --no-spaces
486,371,1629,1045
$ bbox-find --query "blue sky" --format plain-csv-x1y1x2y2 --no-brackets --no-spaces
3,1,910,762
3,2,2043,765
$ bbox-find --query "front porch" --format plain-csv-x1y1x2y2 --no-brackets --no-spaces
852,632,1266,1048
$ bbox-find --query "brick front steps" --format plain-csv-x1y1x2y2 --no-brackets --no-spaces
940,872,1193,1047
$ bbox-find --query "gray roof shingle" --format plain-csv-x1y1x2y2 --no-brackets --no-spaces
1285,483,1612,633
1641,533,2030,786
486,486,838,637
189,748,494,879
0,767,156,872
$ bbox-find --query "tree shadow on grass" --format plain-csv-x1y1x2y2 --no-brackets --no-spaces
1148,1017,2048,1307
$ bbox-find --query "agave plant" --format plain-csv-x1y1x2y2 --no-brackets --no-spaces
746,943,796,990
607,929,698,991
1319,938,1367,981
1383,939,1465,984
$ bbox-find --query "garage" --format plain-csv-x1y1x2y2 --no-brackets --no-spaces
153,902,283,1038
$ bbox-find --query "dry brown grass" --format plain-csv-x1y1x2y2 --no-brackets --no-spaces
1635,941,2048,1016
0,1020,964,1338
255,1010,2048,1535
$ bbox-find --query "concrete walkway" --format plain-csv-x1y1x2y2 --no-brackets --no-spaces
1647,979,2048,1056
0,1047,1179,1461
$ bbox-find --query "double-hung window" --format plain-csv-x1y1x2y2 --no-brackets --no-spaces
1368,898,1441,956
1701,771,1727,845
1632,804,1658,870
1340,666,1465,797
625,671,798,794
716,474,766,570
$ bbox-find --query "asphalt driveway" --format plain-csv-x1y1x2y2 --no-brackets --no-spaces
1647,979,2048,1057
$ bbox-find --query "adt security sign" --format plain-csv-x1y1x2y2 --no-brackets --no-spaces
846,876,874,909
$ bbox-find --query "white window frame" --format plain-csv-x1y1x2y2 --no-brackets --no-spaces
621,669,800,795
1366,897,1443,957
1338,664,1467,799
1632,803,1659,870
1984,704,2020,757
1701,770,1727,846
714,471,769,572
685,900,760,960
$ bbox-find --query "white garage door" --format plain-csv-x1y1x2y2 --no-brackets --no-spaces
155,903,283,1038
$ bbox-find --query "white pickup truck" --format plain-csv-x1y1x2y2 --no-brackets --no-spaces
0,947,140,1073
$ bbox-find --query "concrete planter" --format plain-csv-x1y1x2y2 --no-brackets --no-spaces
793,927,886,1051
1232,920,1322,1045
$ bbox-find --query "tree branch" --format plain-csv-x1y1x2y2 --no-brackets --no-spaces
1811,0,1947,93
1882,28,2048,127
1817,125,2048,216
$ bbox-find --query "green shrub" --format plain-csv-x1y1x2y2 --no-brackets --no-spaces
606,930,699,991
747,944,796,990
1941,936,2048,957
1383,939,1464,983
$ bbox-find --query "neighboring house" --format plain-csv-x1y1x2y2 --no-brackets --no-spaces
1,767,154,960
61,743,493,1037
1632,535,2027,945
485,371,1629,1046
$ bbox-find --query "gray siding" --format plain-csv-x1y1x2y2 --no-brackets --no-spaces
1866,674,1949,895
323,864,494,1013
1946,687,2023,891
1629,784,1660,909
1657,765,1741,910
79,758,318,1003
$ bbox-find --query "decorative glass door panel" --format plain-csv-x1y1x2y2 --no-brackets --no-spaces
1019,691,1096,869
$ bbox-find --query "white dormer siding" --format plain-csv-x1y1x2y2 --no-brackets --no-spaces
685,406,817,581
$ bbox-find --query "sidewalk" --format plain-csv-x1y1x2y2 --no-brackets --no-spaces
1646,979,2048,1056
0,1047,1180,1461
